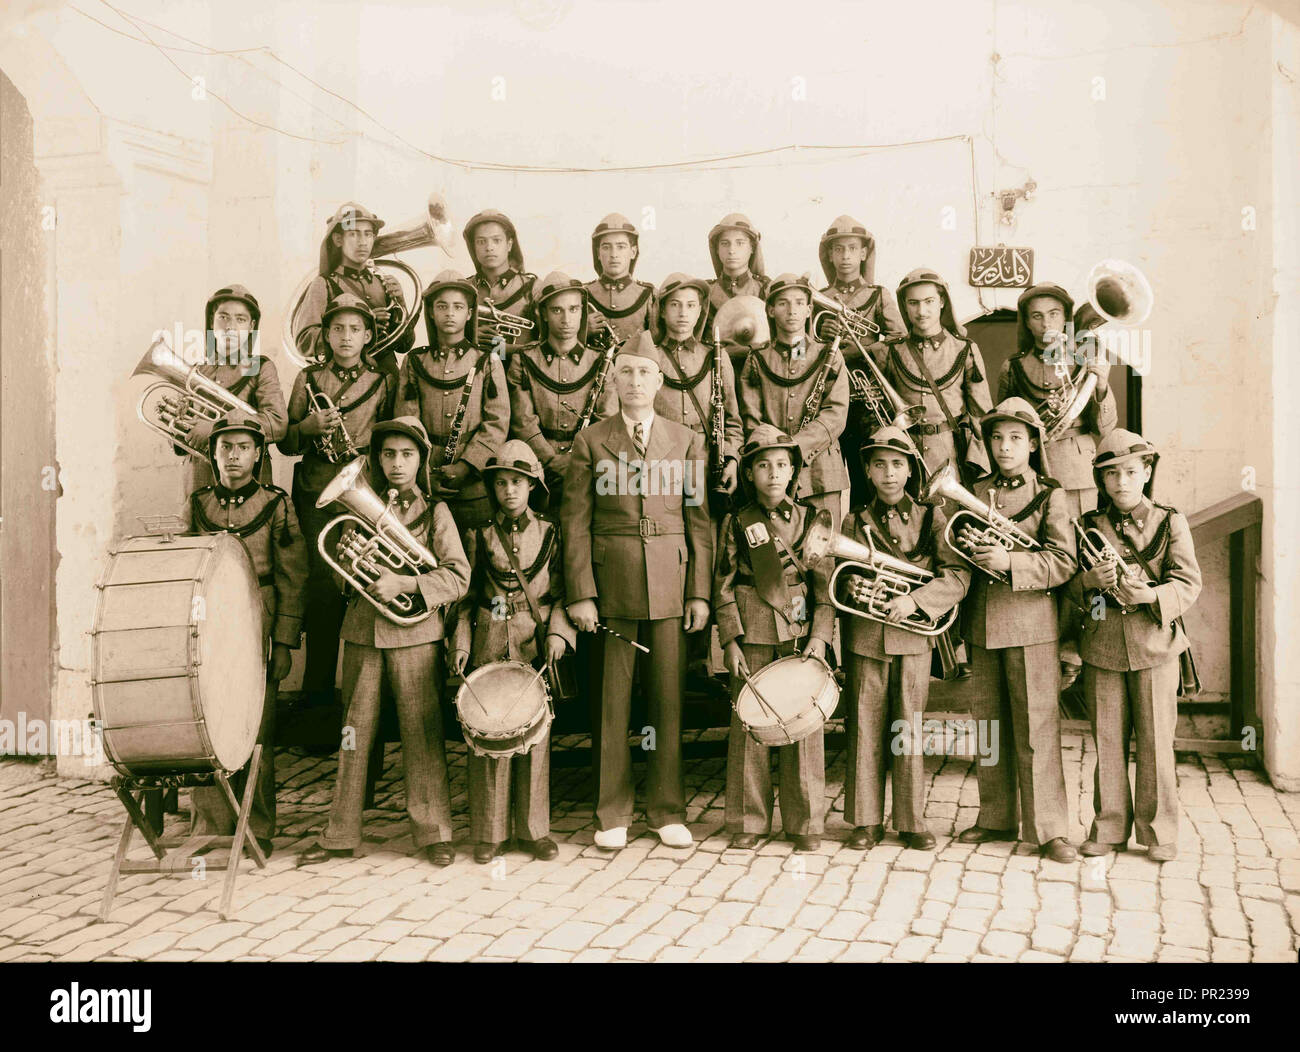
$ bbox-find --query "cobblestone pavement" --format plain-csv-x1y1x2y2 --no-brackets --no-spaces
2,726,1298,963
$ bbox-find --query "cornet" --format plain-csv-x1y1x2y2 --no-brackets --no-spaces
803,514,957,636
1072,518,1143,601
475,301,535,349
809,288,881,343
133,337,258,457
1041,259,1154,442
923,460,1040,583
316,457,439,626
283,192,456,369
305,380,359,464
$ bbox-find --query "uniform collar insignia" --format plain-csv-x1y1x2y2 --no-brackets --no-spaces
331,362,364,382
873,494,914,519
994,472,1027,490
215,480,259,505
720,271,751,293
601,276,631,291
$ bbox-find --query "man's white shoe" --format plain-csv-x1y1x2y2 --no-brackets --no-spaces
594,826,627,850
653,823,693,848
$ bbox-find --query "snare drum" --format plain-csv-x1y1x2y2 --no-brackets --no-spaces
454,660,552,759
734,653,839,747
90,533,266,776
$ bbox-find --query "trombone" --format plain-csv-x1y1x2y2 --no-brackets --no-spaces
316,457,439,625
283,192,456,369
133,337,258,457
923,460,1040,583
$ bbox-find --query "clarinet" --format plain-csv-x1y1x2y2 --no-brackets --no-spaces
796,335,841,433
710,327,727,488
576,343,616,434
440,365,478,467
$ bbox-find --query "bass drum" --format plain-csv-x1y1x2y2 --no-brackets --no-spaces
91,533,265,776
734,653,839,747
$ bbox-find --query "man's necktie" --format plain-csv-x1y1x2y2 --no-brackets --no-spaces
633,421,647,458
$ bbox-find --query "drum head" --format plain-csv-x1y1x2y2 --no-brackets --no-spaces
456,661,550,739
735,654,836,730
196,536,265,770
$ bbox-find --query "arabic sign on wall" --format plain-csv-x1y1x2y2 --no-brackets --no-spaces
968,246,1034,288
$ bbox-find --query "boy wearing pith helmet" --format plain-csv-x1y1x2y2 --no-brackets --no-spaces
290,202,412,377
705,212,771,356
450,440,578,863
738,272,850,532
184,411,308,855
816,215,906,338
508,270,618,511
956,396,1079,862
584,213,657,347
840,425,971,851
714,425,834,852
870,267,992,487
463,209,537,351
172,284,287,491
1065,430,1201,862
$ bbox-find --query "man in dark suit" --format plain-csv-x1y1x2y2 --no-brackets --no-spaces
562,342,714,850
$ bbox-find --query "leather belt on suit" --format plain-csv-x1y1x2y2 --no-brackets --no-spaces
542,425,577,443
914,421,953,436
592,518,685,538
479,595,549,617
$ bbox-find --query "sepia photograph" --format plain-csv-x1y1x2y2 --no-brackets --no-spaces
0,0,1297,1011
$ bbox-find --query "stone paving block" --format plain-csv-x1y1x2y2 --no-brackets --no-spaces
1069,934,1106,962
175,922,252,953
377,937,441,962
990,909,1034,934
791,936,847,962
1031,924,1073,955
947,908,992,934
1109,880,1157,911
429,933,494,961
935,928,980,957
981,930,1029,958
1210,937,1251,962
616,933,671,961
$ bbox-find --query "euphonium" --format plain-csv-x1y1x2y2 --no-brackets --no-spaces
922,460,1040,583
316,457,439,626
1041,259,1154,442
809,287,881,343
474,301,535,349
305,380,359,464
283,192,456,369
803,512,956,636
133,337,259,457
1072,517,1142,600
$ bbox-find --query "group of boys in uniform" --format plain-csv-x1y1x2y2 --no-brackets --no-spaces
167,204,1200,871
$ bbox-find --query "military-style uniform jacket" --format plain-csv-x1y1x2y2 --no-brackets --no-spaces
962,471,1078,650
279,360,396,494
713,498,835,648
185,479,309,648
840,495,971,658
817,279,906,340
653,334,744,475
453,509,579,665
584,275,657,345
1064,497,1201,671
472,269,538,348
292,264,412,369
997,353,1119,491
871,331,993,475
338,491,471,648
396,340,510,504
177,355,287,488
562,413,714,621
739,338,850,499
507,338,617,472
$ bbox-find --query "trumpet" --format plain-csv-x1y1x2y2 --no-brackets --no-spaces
1041,259,1154,442
283,192,456,369
305,380,359,464
1072,518,1143,600
133,337,258,457
316,457,439,625
923,460,1039,582
474,301,535,349
809,288,881,343
803,512,957,636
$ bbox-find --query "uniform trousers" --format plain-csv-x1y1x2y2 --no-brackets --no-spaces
593,616,687,831
293,487,347,704
725,640,824,835
191,673,277,839
968,642,1069,844
467,733,550,844
1085,660,1181,848
319,641,453,849
844,650,931,832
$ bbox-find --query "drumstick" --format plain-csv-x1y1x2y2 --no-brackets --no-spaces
458,672,493,719
595,622,650,654
739,668,785,727
497,664,549,726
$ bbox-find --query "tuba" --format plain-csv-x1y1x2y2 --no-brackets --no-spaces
809,287,881,343
804,512,957,636
133,337,259,457
1041,259,1154,442
316,457,439,626
922,460,1040,582
283,193,456,370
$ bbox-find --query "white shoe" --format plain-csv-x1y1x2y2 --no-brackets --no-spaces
653,823,693,848
594,826,627,850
